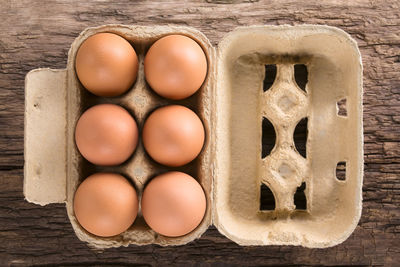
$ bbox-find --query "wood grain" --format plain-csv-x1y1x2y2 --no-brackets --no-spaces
1,0,399,266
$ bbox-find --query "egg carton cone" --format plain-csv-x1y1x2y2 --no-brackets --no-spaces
24,24,363,249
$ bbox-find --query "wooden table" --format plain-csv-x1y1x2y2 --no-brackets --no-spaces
1,0,399,266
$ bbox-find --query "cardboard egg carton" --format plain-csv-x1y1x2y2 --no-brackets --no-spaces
24,24,363,248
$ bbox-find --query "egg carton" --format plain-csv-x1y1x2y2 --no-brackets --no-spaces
24,25,363,248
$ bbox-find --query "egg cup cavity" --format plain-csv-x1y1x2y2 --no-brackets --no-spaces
65,25,214,248
25,25,363,249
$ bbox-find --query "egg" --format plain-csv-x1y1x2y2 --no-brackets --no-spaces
75,32,138,97
141,171,206,237
75,104,138,166
73,173,138,237
144,34,207,100
142,105,205,167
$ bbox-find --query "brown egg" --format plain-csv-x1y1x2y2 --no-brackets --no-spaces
73,173,138,237
144,34,207,100
75,104,138,166
141,171,206,237
75,32,138,97
142,105,205,167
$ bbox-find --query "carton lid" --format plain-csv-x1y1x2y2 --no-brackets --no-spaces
212,25,363,247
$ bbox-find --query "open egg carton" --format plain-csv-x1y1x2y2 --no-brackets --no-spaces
24,24,363,248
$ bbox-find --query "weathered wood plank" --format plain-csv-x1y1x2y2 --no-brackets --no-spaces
0,0,399,265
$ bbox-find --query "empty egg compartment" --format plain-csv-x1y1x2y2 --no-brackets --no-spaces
213,26,363,248
64,25,214,248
